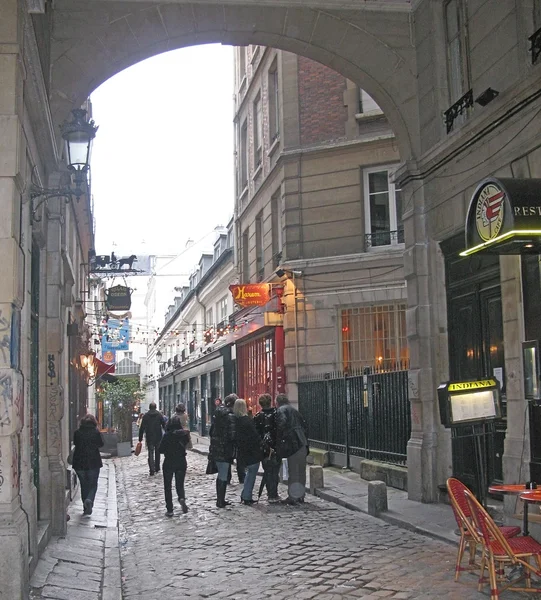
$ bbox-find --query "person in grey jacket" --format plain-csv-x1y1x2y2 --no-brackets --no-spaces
275,394,309,505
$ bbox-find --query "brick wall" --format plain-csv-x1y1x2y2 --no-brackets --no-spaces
298,56,348,146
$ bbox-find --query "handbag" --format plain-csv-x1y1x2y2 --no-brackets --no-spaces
206,457,218,475
67,448,74,466
134,441,143,457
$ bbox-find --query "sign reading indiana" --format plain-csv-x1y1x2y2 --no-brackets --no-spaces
105,285,132,311
229,284,271,308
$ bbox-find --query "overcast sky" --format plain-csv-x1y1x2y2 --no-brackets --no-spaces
90,44,235,259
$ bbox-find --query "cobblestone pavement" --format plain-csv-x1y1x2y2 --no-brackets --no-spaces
117,451,535,600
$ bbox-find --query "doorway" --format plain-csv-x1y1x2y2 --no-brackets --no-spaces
442,235,506,494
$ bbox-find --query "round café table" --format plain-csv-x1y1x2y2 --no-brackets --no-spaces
489,484,533,535
520,491,541,537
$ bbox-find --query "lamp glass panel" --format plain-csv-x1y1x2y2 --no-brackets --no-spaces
66,138,91,169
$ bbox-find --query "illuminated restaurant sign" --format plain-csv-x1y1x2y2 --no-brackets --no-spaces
229,284,271,308
438,378,501,427
461,177,541,256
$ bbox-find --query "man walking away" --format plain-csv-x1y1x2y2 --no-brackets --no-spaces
209,393,237,508
159,415,191,517
254,393,281,502
275,394,309,505
138,402,166,476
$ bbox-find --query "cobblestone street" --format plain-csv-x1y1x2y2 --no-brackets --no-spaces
117,451,505,600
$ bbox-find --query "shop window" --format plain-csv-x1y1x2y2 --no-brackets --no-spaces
341,304,409,372
268,59,279,143
363,167,403,249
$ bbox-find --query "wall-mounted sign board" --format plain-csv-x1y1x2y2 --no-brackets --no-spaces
438,378,502,428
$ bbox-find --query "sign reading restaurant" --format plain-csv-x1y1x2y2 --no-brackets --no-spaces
229,284,271,308
461,177,541,256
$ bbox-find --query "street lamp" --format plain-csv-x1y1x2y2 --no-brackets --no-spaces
156,350,163,362
31,108,98,221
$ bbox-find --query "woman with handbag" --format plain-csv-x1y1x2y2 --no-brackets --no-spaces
71,413,104,516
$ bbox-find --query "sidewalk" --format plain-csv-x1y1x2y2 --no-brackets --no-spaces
29,461,121,600
189,434,459,546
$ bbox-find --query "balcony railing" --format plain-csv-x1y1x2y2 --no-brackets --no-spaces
530,26,541,65
365,228,404,249
444,89,473,134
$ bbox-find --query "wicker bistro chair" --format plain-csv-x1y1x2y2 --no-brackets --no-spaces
464,488,541,599
446,478,521,581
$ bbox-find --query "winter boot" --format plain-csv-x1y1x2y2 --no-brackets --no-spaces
216,479,231,509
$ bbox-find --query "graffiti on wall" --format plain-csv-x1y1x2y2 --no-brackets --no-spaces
0,308,10,366
0,374,13,429
11,435,19,492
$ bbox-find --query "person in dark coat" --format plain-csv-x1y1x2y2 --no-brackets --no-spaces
138,402,166,476
275,394,309,505
72,413,104,515
158,415,191,517
254,393,281,502
234,399,263,505
209,393,237,508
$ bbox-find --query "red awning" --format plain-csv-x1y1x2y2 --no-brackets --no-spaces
95,357,115,377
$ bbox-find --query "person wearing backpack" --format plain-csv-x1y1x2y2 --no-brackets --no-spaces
254,393,281,503
158,415,191,517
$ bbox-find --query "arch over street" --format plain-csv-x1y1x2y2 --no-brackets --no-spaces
51,1,418,161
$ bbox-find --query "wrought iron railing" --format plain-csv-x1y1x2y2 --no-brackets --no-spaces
530,26,541,65
298,370,411,466
365,227,404,249
444,89,473,134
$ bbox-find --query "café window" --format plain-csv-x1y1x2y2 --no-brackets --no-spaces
341,304,409,372
364,167,403,249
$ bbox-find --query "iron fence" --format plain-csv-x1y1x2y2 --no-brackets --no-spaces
298,370,411,466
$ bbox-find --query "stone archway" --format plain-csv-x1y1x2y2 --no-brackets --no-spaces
50,1,418,162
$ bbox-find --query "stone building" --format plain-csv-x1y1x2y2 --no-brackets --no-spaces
3,1,541,597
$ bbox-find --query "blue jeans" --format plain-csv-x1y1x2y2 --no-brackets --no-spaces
76,468,100,506
241,462,260,501
215,460,230,482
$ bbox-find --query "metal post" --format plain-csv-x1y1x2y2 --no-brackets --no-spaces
344,373,351,470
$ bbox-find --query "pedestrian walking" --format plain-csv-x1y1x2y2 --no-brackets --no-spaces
275,394,309,505
71,413,104,516
254,393,281,502
233,399,263,505
138,402,166,476
209,393,237,508
175,403,189,429
158,415,191,517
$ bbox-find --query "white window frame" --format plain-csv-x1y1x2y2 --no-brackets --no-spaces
253,92,263,172
363,165,403,250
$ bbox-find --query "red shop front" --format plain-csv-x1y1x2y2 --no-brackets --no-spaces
236,326,285,415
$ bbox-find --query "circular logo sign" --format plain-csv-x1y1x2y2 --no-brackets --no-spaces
475,183,505,242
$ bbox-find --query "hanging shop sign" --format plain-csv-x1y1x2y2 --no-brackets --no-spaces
101,318,130,353
101,350,116,365
229,284,271,308
461,177,541,256
105,285,132,311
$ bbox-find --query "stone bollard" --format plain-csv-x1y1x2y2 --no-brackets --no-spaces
309,465,324,494
368,480,388,516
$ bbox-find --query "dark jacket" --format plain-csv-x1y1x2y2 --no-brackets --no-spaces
158,428,191,471
275,404,308,459
235,415,264,466
138,408,166,444
72,423,104,471
209,405,236,463
254,408,278,456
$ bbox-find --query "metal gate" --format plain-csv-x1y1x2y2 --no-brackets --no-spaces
298,370,411,466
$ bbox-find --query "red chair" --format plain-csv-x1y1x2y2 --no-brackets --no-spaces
446,478,520,581
465,488,541,599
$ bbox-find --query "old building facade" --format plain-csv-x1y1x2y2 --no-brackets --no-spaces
3,1,541,597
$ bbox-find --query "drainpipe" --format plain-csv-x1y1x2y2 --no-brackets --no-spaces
292,273,299,383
